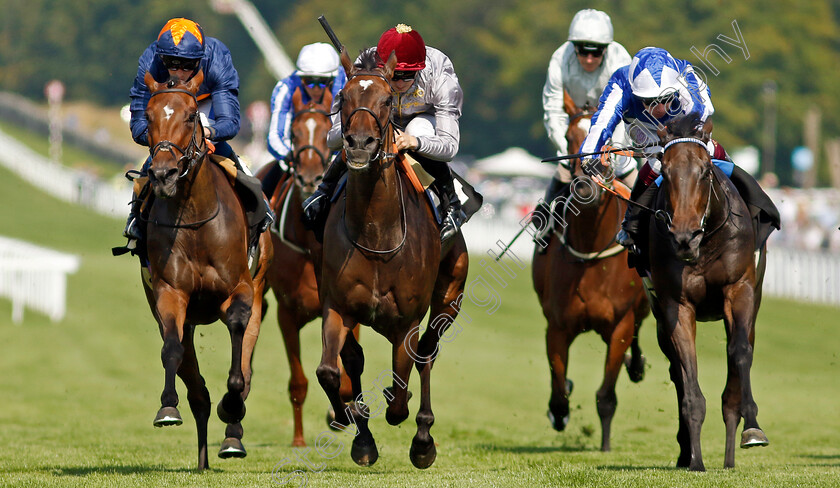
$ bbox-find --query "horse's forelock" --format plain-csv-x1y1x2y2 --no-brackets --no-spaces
665,113,704,139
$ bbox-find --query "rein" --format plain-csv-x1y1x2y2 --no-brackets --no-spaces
343,164,407,254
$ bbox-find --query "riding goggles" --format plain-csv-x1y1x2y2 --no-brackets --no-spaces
301,76,333,88
574,43,606,58
161,55,200,71
392,71,418,82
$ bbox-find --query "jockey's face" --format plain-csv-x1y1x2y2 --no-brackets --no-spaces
574,43,605,72
161,56,200,83
392,70,417,94
642,94,675,119
301,76,332,101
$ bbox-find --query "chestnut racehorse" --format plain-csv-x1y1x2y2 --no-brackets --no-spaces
647,114,769,471
141,71,272,470
256,88,357,447
532,89,649,451
315,48,469,469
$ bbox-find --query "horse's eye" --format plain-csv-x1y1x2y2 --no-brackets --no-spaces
384,98,392,106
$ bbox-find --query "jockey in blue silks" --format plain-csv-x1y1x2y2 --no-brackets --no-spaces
578,47,778,255
121,17,273,248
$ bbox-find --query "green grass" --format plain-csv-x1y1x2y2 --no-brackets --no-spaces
0,162,838,487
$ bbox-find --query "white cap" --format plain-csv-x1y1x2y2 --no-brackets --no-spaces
568,9,613,45
295,42,340,77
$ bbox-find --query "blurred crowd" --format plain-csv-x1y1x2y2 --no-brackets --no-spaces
766,187,840,252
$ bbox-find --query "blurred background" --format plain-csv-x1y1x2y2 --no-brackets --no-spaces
1,0,840,318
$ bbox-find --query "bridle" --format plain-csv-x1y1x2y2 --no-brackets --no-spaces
144,87,219,229
148,88,208,181
658,137,724,237
339,72,398,163
290,106,332,172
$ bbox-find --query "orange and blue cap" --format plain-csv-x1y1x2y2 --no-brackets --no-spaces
156,18,205,60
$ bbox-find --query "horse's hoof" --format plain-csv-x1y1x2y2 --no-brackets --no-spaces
153,406,182,427
350,438,378,466
740,428,769,448
217,395,246,424
547,409,570,431
218,437,247,459
624,353,646,383
410,437,437,469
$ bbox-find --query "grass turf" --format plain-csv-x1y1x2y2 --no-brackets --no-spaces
0,163,837,487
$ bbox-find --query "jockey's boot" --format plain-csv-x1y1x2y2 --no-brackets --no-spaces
122,200,144,244
436,168,467,244
617,178,657,255
534,177,570,254
224,147,276,235
302,156,347,233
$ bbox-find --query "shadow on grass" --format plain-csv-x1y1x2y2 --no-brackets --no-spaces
476,443,597,454
596,465,681,471
48,464,201,476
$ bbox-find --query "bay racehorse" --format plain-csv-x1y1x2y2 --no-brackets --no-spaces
532,89,649,451
256,87,358,447
647,114,769,470
141,71,272,470
315,48,469,469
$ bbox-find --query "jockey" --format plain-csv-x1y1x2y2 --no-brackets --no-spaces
580,47,777,253
540,9,633,220
267,42,347,166
302,24,467,244
123,17,273,246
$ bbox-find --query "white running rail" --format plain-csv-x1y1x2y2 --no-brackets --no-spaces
0,236,80,323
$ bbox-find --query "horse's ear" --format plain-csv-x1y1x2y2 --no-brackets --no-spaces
382,51,397,80
292,87,304,113
144,71,161,92
656,124,671,144
340,47,355,78
321,87,333,109
562,89,578,117
700,118,713,142
185,70,204,94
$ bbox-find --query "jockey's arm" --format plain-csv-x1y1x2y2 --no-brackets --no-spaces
542,46,570,156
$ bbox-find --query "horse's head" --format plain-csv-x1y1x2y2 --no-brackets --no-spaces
657,114,714,262
563,90,600,208
290,87,333,197
338,48,397,170
144,70,206,198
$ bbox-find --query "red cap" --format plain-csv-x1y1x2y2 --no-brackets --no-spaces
376,24,426,71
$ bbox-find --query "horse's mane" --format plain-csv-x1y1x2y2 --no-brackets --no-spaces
665,113,704,138
355,49,381,73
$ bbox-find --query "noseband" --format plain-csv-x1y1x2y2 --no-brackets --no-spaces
290,107,332,172
148,88,207,180
340,73,397,163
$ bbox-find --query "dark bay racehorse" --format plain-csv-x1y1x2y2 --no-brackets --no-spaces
532,90,649,451
256,88,357,447
648,114,769,470
315,49,469,469
142,71,272,470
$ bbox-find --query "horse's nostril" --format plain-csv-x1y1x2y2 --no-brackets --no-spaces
364,137,376,149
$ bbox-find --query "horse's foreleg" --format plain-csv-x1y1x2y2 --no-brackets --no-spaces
656,315,690,469
341,332,378,466
217,283,253,426
384,328,414,426
176,326,211,470
725,282,768,463
276,305,309,447
315,308,356,434
407,320,444,470
154,289,188,427
546,324,573,432
670,306,706,471
596,314,636,452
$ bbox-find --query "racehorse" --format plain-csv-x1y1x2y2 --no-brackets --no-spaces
532,89,649,451
315,48,469,469
256,88,358,447
141,71,272,470
647,114,769,470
